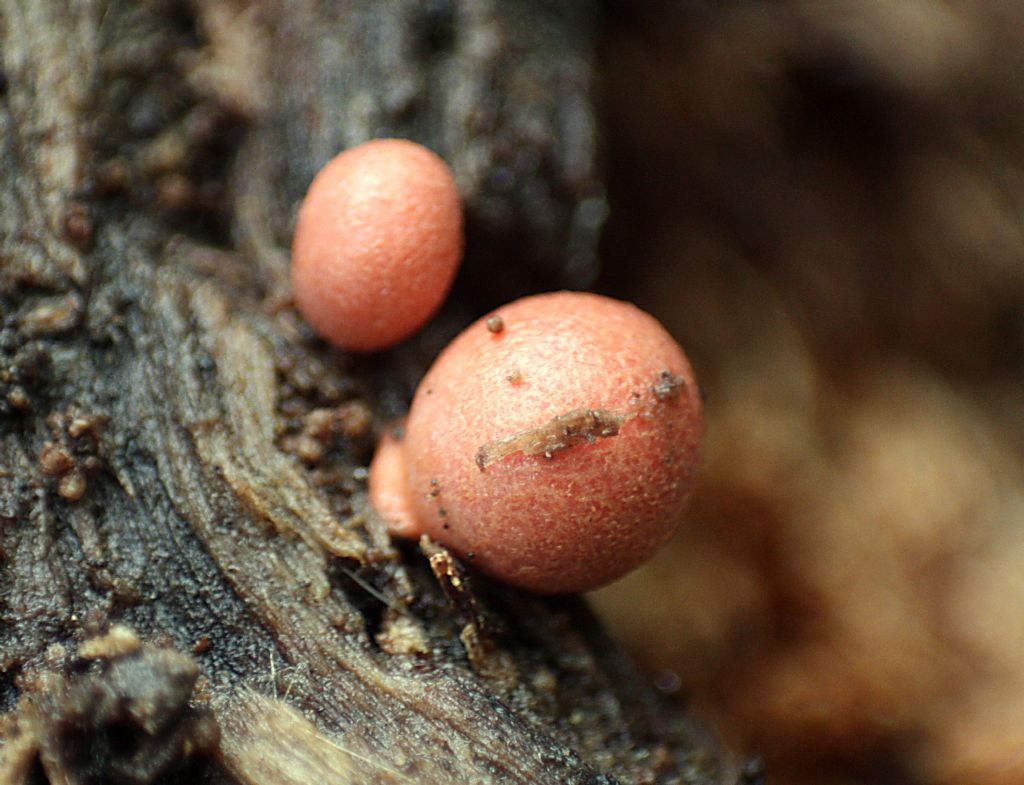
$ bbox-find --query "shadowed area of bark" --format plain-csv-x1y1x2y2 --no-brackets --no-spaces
0,2,739,784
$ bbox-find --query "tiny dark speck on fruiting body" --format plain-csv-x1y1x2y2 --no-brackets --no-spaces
486,315,504,333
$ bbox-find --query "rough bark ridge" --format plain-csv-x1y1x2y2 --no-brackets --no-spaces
0,2,739,784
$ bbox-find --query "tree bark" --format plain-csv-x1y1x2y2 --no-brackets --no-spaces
0,2,743,784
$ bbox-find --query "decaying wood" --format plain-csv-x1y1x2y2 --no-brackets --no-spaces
0,1,742,783
476,407,634,470
474,370,691,469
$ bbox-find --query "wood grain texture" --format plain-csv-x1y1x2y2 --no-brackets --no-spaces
0,2,740,783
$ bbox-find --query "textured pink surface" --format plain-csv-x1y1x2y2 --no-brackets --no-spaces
368,428,416,536
291,139,463,351
370,291,704,593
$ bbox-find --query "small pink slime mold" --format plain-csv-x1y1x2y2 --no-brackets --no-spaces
291,138,463,351
369,291,704,593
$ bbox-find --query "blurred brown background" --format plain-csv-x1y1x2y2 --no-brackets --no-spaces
591,3,1024,784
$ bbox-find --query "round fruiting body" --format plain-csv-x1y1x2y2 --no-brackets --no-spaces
369,291,704,593
291,138,463,351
